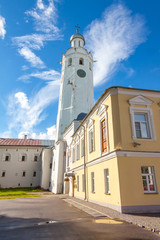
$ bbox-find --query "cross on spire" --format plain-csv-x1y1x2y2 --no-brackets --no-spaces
75,24,80,33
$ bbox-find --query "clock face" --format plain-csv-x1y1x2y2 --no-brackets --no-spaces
77,69,86,78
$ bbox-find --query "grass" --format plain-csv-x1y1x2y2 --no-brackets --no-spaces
0,188,43,199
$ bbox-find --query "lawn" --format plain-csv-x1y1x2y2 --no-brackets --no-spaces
0,188,42,199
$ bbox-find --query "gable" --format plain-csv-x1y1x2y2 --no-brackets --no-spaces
129,95,153,107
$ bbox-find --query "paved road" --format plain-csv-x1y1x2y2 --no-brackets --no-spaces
0,195,159,240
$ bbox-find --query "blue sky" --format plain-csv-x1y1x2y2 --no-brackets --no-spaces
0,0,160,139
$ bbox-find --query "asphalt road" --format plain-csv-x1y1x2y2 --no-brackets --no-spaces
0,195,159,240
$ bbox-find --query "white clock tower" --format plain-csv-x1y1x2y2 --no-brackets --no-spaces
51,28,94,193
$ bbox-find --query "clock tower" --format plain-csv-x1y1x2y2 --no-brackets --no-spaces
51,30,94,193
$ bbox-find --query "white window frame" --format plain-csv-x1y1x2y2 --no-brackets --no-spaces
91,172,95,193
82,174,85,192
81,137,84,158
130,107,155,140
77,175,79,192
104,169,110,194
76,142,80,160
89,128,94,153
141,166,157,193
72,147,75,163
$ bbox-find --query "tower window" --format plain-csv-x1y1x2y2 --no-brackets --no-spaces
22,155,25,161
68,58,72,66
22,171,26,177
79,58,84,65
89,62,92,70
79,41,80,47
33,171,36,177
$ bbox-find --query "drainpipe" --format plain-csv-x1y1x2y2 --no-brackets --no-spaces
82,125,87,201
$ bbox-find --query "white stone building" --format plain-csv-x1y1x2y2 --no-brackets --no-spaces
0,137,54,189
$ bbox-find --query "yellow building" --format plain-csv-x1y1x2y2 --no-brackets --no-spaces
64,86,160,213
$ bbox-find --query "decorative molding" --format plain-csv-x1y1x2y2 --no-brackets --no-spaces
96,104,108,117
129,95,153,107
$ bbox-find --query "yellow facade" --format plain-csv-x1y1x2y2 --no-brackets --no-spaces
66,87,160,213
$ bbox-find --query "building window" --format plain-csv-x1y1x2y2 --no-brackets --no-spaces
21,155,26,161
91,172,95,193
22,171,26,177
79,58,84,65
1,171,6,177
104,169,110,194
134,113,150,139
34,155,38,161
82,174,85,192
81,138,84,157
5,155,9,161
89,62,92,70
89,129,94,153
68,58,72,66
72,147,75,163
76,143,80,160
101,118,107,153
33,171,36,177
77,176,79,192
50,163,52,169
141,166,157,193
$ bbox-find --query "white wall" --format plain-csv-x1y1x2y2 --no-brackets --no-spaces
0,146,43,188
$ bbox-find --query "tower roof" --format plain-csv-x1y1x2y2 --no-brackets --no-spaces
70,33,85,45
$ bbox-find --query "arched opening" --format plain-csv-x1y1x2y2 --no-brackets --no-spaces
68,58,72,66
79,58,84,65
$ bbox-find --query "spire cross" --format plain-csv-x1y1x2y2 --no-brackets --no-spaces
75,24,80,33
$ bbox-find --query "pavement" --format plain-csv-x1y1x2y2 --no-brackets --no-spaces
0,194,159,240
61,195,160,235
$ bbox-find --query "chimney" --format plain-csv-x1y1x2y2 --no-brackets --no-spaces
24,134,27,139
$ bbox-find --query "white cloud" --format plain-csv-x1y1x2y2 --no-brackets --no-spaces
84,3,147,86
26,0,60,34
7,79,60,136
15,92,29,109
0,15,6,39
31,125,56,140
19,69,61,81
13,0,62,69
18,47,45,68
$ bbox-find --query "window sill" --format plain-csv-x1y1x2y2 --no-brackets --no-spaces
144,192,158,194
104,193,111,195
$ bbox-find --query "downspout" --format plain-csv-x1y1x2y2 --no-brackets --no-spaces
82,125,87,201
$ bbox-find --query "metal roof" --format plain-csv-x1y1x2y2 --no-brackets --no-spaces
0,138,54,147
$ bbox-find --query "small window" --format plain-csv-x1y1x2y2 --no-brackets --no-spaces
50,163,52,169
89,62,92,70
30,183,32,187
91,172,95,193
101,118,107,153
33,171,36,177
82,174,85,192
5,155,9,161
72,147,75,163
22,155,25,162
77,176,79,192
22,171,26,177
79,58,84,65
104,169,110,194
34,156,38,162
81,138,84,157
68,58,72,66
76,143,80,160
79,41,80,47
89,129,94,153
134,113,150,139
1,171,6,177
141,166,157,193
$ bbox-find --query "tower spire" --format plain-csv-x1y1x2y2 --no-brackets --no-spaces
75,24,80,33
